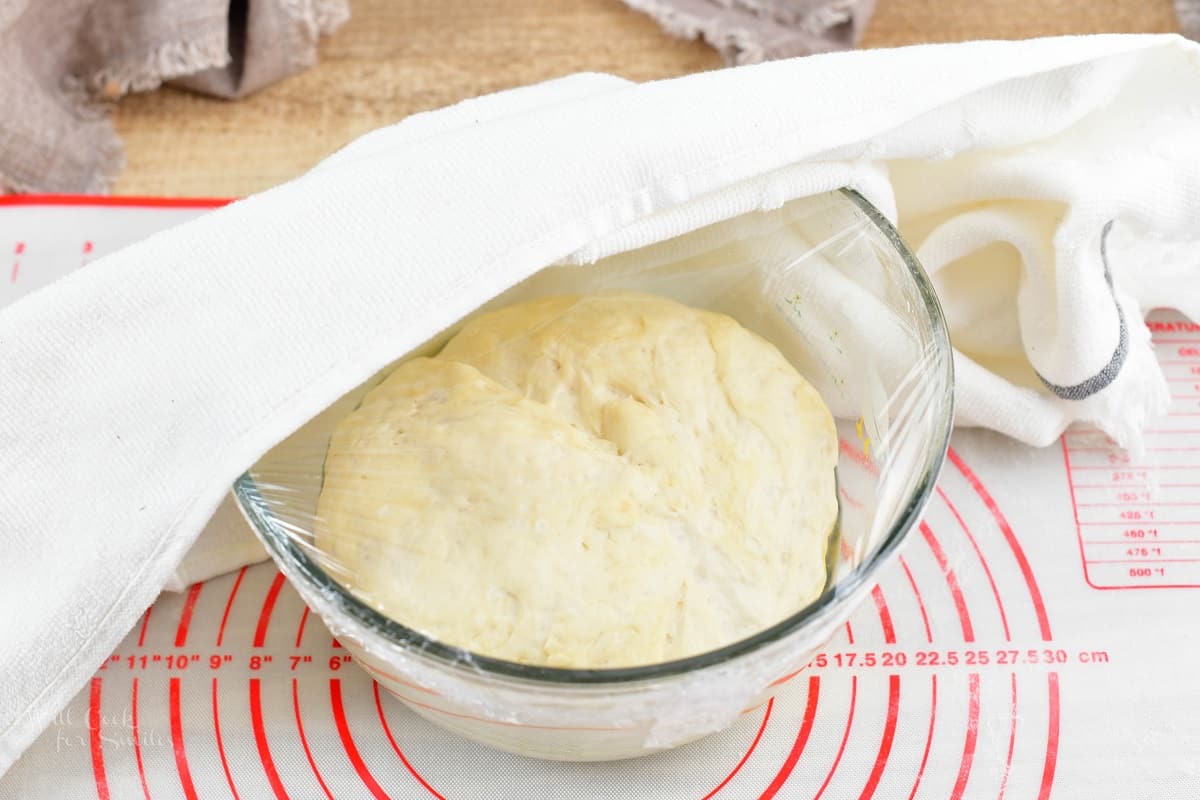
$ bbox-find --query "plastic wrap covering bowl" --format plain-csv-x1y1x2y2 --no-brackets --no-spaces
233,188,954,761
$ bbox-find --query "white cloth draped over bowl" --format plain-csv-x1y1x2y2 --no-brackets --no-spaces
2,34,1200,774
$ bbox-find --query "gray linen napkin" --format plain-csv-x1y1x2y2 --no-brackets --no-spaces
623,0,877,65
0,0,348,194
1180,0,1200,39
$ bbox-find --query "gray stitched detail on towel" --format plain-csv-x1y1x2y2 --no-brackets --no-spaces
1037,221,1129,401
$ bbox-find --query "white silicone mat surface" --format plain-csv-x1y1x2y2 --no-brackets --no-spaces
2,197,1197,799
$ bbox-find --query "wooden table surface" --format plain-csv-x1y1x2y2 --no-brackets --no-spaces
111,0,1181,196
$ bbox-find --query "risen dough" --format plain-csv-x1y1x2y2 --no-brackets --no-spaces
316,292,837,668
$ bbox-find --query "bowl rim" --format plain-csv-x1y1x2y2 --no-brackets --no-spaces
233,187,955,686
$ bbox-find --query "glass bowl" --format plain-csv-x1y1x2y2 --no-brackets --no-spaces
234,188,954,761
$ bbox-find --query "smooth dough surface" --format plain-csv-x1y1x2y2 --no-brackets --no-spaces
316,292,837,668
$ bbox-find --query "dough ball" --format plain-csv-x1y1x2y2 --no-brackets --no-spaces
316,291,837,668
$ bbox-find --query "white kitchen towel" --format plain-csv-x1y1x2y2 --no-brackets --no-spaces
2,34,1200,775
163,493,266,591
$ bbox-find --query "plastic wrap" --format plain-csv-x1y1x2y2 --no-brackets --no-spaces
234,188,954,761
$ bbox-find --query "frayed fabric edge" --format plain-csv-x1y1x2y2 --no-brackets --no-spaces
80,34,231,99
620,0,857,64
2,0,349,195
314,0,351,35
277,0,351,37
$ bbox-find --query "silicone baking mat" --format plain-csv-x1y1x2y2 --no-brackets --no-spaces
2,197,1198,799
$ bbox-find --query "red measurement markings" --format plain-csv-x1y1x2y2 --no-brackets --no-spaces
938,486,1011,640
1039,673,1062,800
331,679,391,800
250,678,291,799
294,680,336,800
741,700,769,716
373,682,447,800
758,676,821,800
700,699,774,800
212,679,241,800
949,448,1053,639
296,606,311,647
857,674,900,800
88,678,110,800
1075,482,1200,489
839,437,876,473
997,673,1019,800
812,676,857,800
1089,538,1200,544
1072,465,1200,470
169,678,199,800
844,620,855,645
899,555,933,643
174,582,203,646
1069,445,1200,452
905,675,938,800
1088,558,1200,563
1082,520,1200,526
768,664,806,689
0,194,231,208
10,241,23,283
804,648,1091,669
871,585,895,644
919,522,974,642
137,606,153,647
949,673,981,800
217,565,247,646
254,571,288,647
840,487,864,509
131,679,150,800
1077,502,1200,508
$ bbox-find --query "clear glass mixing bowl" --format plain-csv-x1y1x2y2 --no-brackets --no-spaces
234,188,954,761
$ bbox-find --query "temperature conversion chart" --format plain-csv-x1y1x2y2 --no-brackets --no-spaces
2,197,1198,800
1062,317,1200,589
